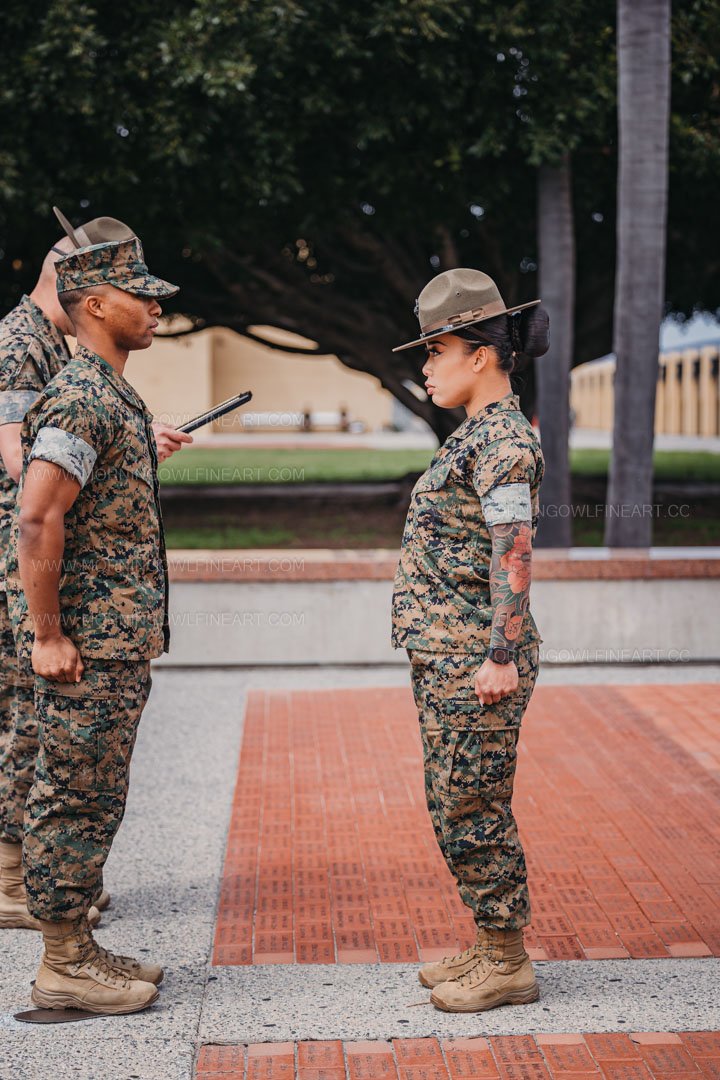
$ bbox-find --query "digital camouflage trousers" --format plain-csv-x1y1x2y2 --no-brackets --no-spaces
409,644,539,931
0,590,36,844
24,659,151,921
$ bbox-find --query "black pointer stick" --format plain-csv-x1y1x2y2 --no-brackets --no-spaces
178,391,253,434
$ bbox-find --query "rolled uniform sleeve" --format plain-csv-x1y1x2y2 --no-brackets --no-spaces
473,439,535,526
27,396,114,490
0,343,48,426
28,427,97,488
0,389,42,426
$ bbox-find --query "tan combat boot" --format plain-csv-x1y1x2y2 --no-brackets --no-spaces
94,888,111,912
0,841,101,930
95,943,164,986
418,932,485,988
430,927,539,1012
31,916,159,1015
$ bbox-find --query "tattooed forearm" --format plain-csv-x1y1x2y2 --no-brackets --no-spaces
488,519,533,649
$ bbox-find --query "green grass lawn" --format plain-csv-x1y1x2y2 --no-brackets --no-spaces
165,524,296,548
164,513,720,550
159,447,720,485
569,449,720,482
158,448,434,485
160,446,720,548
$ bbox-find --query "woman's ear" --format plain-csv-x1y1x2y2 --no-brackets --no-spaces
471,346,488,372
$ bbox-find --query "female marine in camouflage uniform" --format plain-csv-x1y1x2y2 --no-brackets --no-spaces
391,269,549,1013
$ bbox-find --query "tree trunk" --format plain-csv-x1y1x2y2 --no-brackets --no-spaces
605,0,671,546
535,155,575,547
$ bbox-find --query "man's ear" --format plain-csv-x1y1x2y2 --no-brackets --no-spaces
84,292,106,320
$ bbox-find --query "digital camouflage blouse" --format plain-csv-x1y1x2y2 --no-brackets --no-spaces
391,391,545,654
7,345,169,661
0,296,71,586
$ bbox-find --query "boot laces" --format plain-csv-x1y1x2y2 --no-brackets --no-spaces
454,952,497,987
86,949,134,988
443,943,480,966
439,933,499,972
96,945,138,971
70,921,133,988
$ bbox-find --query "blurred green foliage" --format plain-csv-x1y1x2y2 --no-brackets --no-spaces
0,0,717,429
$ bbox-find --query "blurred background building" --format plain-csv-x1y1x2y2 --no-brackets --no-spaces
125,324,395,434
571,342,720,435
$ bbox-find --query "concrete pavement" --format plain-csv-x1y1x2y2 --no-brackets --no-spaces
1,663,719,1080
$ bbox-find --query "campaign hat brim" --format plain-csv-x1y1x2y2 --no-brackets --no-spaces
53,206,82,248
392,299,541,352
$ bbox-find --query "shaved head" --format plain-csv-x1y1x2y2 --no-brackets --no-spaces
29,236,78,336
40,235,75,279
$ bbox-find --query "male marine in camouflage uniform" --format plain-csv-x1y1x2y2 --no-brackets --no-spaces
5,236,179,1015
392,391,544,1011
0,231,91,931
0,253,72,845
0,213,190,937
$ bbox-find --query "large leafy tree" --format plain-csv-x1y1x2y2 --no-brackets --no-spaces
0,0,717,446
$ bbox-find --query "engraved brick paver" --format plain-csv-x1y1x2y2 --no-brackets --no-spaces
196,1035,720,1080
212,683,720,966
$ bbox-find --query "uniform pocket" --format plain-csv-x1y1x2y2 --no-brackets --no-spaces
37,690,131,794
413,458,453,493
479,727,520,799
440,696,488,729
37,694,101,792
103,460,156,539
121,459,154,489
438,692,521,732
434,726,520,822
444,728,485,799
445,726,519,801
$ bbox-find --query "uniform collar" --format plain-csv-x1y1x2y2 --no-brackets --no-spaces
444,391,521,447
20,294,70,356
73,343,148,414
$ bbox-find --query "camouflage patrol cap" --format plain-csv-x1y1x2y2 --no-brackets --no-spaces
53,205,137,248
55,238,179,298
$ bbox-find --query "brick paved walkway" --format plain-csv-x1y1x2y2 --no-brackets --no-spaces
213,683,720,967
197,1032,720,1079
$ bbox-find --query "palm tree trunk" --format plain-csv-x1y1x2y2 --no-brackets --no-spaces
605,0,671,546
536,154,575,547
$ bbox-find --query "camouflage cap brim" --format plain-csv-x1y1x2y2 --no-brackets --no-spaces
115,275,180,299
55,238,180,298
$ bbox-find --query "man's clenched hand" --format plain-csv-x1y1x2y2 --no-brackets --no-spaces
151,422,193,462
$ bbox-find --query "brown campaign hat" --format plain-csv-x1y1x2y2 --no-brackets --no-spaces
392,268,541,352
53,206,137,248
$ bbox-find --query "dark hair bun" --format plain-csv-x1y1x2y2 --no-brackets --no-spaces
517,304,550,360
